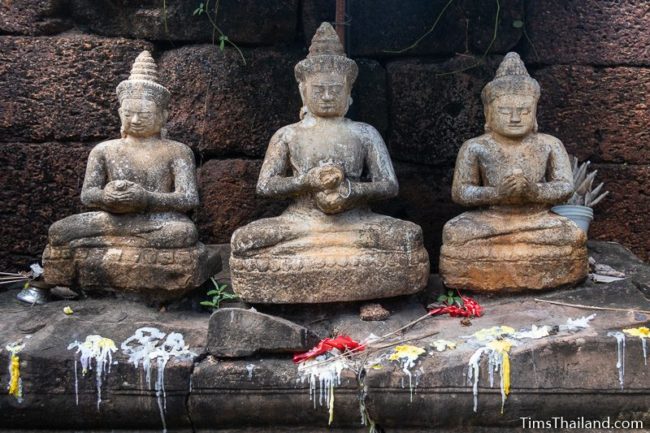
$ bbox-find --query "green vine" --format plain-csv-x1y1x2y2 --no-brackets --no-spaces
194,0,246,64
383,0,532,77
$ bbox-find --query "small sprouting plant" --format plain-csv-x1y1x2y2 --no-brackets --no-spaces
568,156,609,207
193,0,246,64
437,290,464,307
200,278,238,310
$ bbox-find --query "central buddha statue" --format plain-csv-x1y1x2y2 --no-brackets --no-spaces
439,52,588,292
42,51,220,300
230,23,429,303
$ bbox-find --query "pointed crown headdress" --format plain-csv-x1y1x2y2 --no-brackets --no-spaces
481,52,540,105
295,22,358,85
116,51,171,109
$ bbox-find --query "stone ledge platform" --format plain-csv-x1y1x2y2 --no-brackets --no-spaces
0,241,648,432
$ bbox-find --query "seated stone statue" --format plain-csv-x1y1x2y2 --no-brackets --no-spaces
230,23,429,303
43,51,220,300
439,52,588,292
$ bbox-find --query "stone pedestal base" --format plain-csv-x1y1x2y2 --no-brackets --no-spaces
230,247,430,303
439,243,588,292
42,242,221,301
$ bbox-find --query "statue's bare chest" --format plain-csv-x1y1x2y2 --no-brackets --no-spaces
104,144,174,190
288,128,364,175
478,139,551,184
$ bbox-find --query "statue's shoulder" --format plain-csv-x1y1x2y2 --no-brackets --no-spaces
162,139,194,157
90,138,122,154
460,134,491,153
534,132,563,146
273,122,300,142
348,120,383,141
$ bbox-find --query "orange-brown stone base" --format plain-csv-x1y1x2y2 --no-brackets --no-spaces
231,248,430,303
439,243,589,292
42,243,221,301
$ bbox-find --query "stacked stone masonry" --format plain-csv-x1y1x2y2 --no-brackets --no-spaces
1,0,648,270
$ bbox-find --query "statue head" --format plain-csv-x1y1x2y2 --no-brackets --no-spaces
116,51,171,138
295,22,358,118
481,52,540,138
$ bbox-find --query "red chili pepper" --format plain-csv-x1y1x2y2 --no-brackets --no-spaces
428,295,483,318
293,335,365,363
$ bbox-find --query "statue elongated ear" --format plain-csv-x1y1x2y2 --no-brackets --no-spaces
483,105,492,132
298,82,306,103
162,109,169,124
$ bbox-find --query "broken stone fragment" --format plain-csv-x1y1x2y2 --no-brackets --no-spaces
207,308,319,357
360,303,391,321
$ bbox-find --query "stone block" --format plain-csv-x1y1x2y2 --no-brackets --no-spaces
301,0,335,46
0,35,152,143
533,65,650,164
0,142,90,271
207,308,319,357
159,45,302,158
373,162,463,271
524,0,650,66
346,0,522,57
590,164,650,263
0,0,69,35
387,55,502,166
67,0,298,44
195,159,288,244
349,59,389,136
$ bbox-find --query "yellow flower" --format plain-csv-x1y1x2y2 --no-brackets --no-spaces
473,326,516,342
388,345,426,361
487,339,513,354
63,306,73,315
623,327,650,338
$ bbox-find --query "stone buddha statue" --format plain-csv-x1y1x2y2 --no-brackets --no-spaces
439,52,588,292
42,51,220,300
230,23,429,303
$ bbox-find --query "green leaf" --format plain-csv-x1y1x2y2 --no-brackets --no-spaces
206,290,219,296
512,20,524,29
437,294,447,303
200,301,215,307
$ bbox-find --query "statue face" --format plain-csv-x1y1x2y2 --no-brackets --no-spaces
119,98,166,138
488,95,536,138
301,73,350,118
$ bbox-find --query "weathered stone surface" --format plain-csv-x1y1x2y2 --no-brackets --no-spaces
359,303,390,321
533,65,650,164
195,159,287,244
230,24,429,303
524,0,650,66
0,35,152,143
0,142,90,272
67,0,298,44
387,56,501,166
590,164,650,263
373,162,462,271
303,0,523,57
41,51,220,301
207,308,319,357
160,45,302,158
439,53,588,293
0,293,206,430
301,0,335,47
0,0,69,35
349,59,389,136
0,241,648,430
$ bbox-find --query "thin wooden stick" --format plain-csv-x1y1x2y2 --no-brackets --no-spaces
0,280,27,285
534,298,650,315
297,312,436,369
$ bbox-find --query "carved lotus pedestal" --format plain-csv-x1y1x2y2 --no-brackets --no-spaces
43,243,221,301
230,247,430,304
